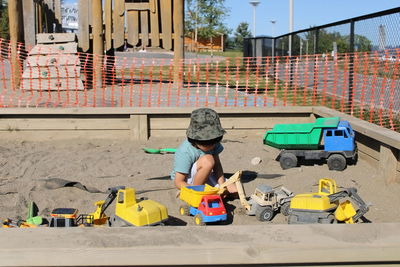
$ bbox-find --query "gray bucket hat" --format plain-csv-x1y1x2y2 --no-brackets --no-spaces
186,108,226,141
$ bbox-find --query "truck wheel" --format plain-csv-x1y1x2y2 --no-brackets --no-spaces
279,153,298,169
327,154,346,171
194,214,205,226
256,206,274,221
179,204,190,216
280,202,290,216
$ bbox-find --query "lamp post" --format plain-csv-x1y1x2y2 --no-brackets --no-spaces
249,1,260,37
288,0,293,56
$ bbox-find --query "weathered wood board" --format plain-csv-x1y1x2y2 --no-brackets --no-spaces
27,55,81,67
37,33,76,44
29,43,78,55
22,66,81,79
21,78,84,91
78,0,90,52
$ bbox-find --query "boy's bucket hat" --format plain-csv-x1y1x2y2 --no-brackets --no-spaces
187,108,226,140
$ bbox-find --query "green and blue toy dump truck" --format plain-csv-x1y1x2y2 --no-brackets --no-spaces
263,117,357,171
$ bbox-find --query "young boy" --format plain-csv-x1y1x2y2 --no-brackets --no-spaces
171,108,237,194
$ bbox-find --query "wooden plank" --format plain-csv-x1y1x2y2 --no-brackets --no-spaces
140,11,149,48
173,0,184,83
27,55,81,66
29,43,78,55
21,78,84,91
380,144,399,184
22,0,36,48
1,224,400,266
150,129,265,138
78,0,90,52
149,117,312,130
0,130,130,141
127,10,139,47
113,0,125,49
104,0,113,51
0,118,129,130
54,0,62,26
357,141,380,162
125,2,150,11
0,107,313,115
36,33,76,44
130,114,148,141
160,0,172,50
22,66,81,79
149,0,160,47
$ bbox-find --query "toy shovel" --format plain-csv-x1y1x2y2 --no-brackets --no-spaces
143,148,177,154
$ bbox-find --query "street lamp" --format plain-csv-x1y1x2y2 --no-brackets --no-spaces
270,20,277,36
288,0,294,56
249,1,260,37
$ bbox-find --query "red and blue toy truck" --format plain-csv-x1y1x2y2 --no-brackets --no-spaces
179,185,227,225
264,117,357,171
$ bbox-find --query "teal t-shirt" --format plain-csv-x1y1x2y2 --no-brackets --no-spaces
170,139,223,180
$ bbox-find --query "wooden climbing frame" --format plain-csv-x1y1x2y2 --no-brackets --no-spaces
78,0,182,53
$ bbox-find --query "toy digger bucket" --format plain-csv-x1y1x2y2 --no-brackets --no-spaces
335,200,356,224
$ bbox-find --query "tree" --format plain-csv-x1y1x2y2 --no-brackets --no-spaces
185,0,230,42
233,22,251,50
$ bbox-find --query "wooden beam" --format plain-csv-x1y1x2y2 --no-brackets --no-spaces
104,0,113,51
160,0,172,50
8,0,23,89
0,224,400,266
78,0,90,52
140,11,149,48
149,0,160,47
380,144,399,184
113,0,125,49
92,0,104,86
22,0,36,48
130,114,148,141
127,10,139,46
125,2,150,11
173,0,184,84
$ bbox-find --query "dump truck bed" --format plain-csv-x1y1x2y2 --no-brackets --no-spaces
180,185,219,208
263,117,340,150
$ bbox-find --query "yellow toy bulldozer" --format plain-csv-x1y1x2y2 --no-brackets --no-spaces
90,186,169,227
288,178,369,224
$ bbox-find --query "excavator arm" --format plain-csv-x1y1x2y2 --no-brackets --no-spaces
99,186,126,217
329,188,369,223
217,171,251,211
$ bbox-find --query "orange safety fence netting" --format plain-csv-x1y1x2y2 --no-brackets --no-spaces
0,38,399,132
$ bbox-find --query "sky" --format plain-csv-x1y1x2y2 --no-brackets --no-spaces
226,0,400,37
63,0,399,37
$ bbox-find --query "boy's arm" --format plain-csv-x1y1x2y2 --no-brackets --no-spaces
174,172,189,189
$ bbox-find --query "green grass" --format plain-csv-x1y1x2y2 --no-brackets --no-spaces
196,50,243,58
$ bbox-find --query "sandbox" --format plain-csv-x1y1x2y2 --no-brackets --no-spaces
0,106,399,266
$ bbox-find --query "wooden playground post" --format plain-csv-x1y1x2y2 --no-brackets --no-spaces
173,0,184,85
92,0,104,87
8,0,24,88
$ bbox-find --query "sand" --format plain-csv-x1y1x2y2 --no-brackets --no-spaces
1,134,399,226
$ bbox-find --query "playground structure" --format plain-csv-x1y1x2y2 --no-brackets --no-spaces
9,0,185,86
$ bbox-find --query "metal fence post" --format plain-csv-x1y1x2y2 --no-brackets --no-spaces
348,20,355,110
